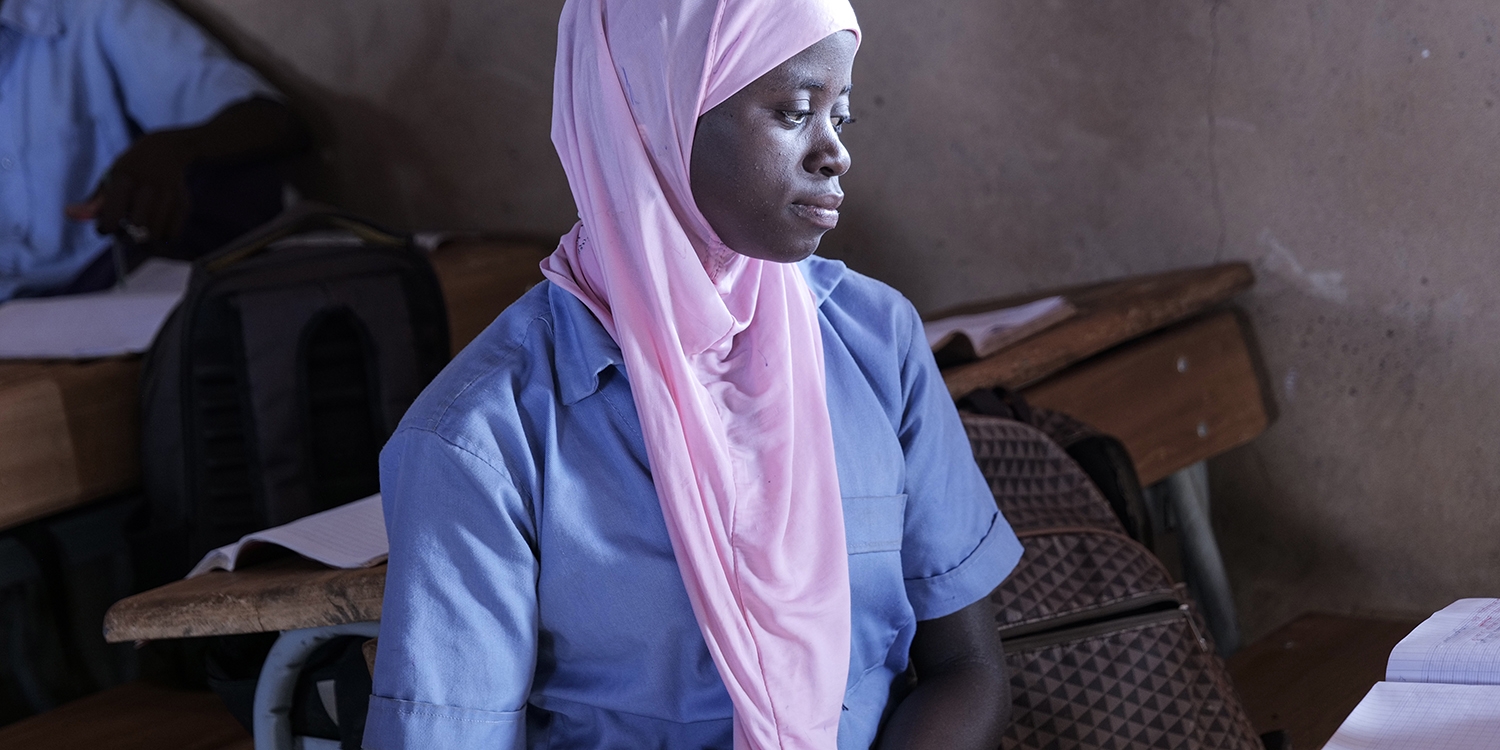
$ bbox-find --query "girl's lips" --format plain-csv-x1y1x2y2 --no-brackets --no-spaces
790,203,840,229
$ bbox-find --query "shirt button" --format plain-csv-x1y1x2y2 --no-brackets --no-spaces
0,157,13,170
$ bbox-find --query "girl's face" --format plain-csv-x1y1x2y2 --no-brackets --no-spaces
690,31,858,264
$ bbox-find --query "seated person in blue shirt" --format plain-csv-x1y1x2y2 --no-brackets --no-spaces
0,0,307,300
366,0,1024,748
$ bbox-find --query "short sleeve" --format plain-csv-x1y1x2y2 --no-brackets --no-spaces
894,302,1024,621
96,0,278,131
363,428,539,750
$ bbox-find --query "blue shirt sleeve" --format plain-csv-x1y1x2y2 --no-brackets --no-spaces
894,301,1024,621
364,427,538,750
96,0,278,131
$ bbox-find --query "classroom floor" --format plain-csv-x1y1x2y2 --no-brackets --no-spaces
0,612,1416,750
1226,612,1424,749
0,681,250,750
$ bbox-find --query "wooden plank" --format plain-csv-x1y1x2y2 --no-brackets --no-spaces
0,681,250,750
103,556,385,642
1226,613,1422,750
51,358,143,502
940,262,1254,397
0,359,141,532
428,237,551,352
1020,311,1270,486
0,378,80,522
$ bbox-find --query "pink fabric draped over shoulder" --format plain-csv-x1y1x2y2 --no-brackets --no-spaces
540,0,860,747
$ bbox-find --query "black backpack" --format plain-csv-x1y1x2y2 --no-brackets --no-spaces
136,208,449,585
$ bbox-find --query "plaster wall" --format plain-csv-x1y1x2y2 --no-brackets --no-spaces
179,0,1500,640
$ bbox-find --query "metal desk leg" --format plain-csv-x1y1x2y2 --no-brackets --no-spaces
253,621,381,750
1155,461,1242,656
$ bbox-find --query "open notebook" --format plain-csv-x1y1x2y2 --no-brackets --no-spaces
187,494,388,578
1325,599,1500,749
923,296,1075,364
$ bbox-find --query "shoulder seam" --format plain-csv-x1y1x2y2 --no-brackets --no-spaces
391,425,536,511
431,313,554,429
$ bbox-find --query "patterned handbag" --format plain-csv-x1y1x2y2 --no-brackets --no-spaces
963,413,1262,749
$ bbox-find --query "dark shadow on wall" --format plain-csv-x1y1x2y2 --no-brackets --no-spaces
170,0,574,234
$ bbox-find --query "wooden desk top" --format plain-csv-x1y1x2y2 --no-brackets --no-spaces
103,261,1264,643
104,556,385,642
936,262,1254,397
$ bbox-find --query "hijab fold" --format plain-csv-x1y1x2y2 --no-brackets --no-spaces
541,1,860,747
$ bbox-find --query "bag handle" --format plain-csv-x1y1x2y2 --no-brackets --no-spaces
201,203,408,274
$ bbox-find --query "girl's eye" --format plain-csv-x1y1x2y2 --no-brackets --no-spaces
832,114,856,133
780,110,812,125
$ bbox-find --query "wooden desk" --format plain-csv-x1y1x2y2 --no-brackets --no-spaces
0,358,142,531
1023,311,1269,486
937,262,1254,397
0,239,551,534
937,263,1266,486
105,261,1269,644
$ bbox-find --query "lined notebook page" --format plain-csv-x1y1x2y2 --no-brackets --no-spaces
1324,682,1500,750
1388,598,1500,684
187,494,387,577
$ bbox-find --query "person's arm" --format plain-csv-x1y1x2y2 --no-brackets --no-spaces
877,598,1010,749
63,0,307,244
66,97,308,243
878,289,1025,745
363,427,539,750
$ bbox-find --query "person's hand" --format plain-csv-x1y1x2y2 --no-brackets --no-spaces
64,131,197,246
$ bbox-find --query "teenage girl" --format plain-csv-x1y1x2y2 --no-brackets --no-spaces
364,0,1022,747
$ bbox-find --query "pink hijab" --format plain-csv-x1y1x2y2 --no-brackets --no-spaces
540,0,859,746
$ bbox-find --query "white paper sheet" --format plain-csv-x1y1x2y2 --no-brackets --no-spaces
1388,598,1500,685
1324,681,1500,750
0,258,190,359
923,296,1074,359
187,494,388,578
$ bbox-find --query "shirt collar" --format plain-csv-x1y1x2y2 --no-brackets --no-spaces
0,0,65,36
798,253,847,306
551,282,625,406
550,254,848,405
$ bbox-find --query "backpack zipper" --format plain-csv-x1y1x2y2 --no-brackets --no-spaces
997,590,1180,641
1001,595,1210,655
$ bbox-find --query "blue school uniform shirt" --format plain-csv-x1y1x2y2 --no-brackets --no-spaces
0,0,276,300
365,255,1024,750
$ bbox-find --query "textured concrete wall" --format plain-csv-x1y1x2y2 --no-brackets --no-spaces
180,0,1500,640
